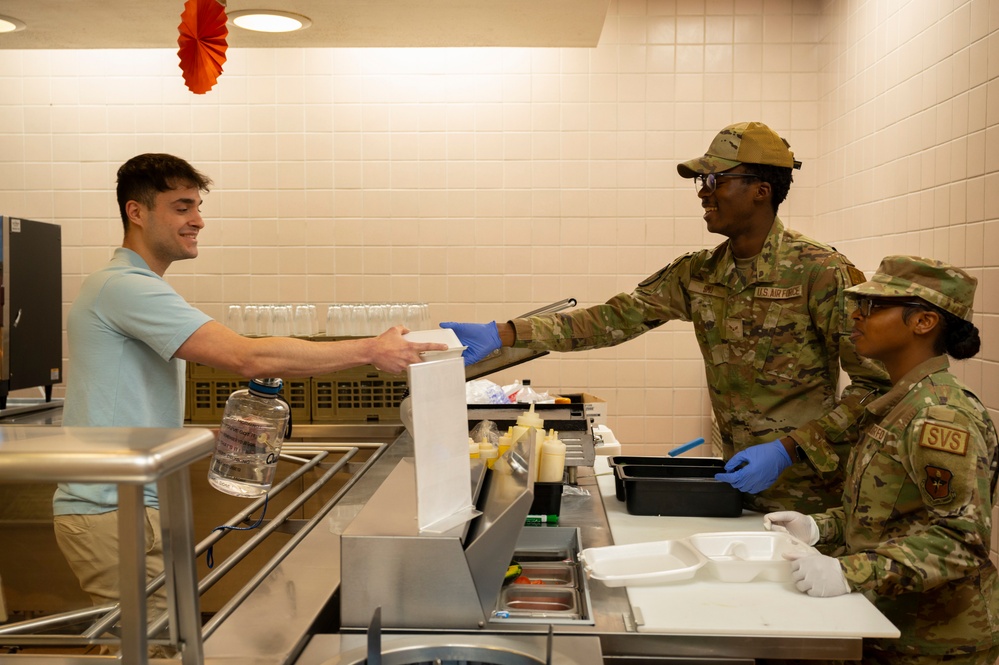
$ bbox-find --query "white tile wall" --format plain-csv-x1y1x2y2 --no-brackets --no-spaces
0,1,996,467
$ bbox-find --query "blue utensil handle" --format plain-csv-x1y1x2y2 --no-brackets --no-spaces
668,437,705,457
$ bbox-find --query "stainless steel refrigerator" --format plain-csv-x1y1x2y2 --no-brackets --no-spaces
0,216,62,409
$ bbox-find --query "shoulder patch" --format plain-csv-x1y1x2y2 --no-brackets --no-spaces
923,465,954,501
847,265,867,287
918,421,969,456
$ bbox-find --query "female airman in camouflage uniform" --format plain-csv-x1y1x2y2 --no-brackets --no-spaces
766,256,999,664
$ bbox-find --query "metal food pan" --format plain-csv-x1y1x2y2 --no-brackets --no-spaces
510,562,576,587
511,526,581,563
500,586,579,618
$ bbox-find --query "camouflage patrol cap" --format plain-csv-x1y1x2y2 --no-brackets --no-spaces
677,121,802,177
845,255,977,321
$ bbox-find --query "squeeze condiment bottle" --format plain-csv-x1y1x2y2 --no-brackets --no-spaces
513,403,545,479
497,426,513,458
479,441,499,469
469,438,480,459
538,431,567,483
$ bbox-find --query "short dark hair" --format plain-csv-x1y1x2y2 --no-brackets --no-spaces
740,163,793,215
116,154,212,233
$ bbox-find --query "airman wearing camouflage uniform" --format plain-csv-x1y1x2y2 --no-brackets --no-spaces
510,216,887,513
768,256,999,663
449,122,891,513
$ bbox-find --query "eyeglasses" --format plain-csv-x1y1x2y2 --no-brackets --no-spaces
854,297,927,318
693,172,760,194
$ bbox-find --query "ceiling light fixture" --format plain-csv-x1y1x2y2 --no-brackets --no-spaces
228,10,311,33
0,15,26,33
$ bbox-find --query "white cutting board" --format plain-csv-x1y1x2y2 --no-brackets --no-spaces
593,458,900,638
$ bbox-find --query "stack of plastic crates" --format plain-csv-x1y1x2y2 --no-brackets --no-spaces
187,362,311,425
311,366,408,423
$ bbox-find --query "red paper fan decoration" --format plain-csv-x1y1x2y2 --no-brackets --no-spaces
177,0,228,94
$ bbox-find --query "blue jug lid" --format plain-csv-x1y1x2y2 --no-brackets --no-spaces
248,378,283,396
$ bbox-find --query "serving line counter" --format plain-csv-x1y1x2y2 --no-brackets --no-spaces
218,431,900,665
0,418,900,664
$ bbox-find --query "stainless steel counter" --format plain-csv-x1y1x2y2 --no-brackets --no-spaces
205,429,879,664
0,417,887,663
0,398,63,425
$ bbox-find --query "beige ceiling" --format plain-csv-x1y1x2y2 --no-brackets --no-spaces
0,0,611,49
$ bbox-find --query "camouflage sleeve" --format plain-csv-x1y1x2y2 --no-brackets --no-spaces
812,507,846,546
787,257,891,474
510,254,696,352
839,407,993,596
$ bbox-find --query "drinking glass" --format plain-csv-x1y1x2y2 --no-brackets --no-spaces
421,303,431,329
405,304,423,331
307,305,319,336
388,303,406,329
272,305,291,337
242,306,259,336
224,305,244,334
257,305,274,337
294,305,312,337
368,303,388,336
347,304,367,337
326,304,345,337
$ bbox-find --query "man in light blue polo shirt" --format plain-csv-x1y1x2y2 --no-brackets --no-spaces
54,154,445,645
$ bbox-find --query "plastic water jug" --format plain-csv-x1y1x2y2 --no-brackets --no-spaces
207,378,291,498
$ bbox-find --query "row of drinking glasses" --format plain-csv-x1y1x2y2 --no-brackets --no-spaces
326,303,432,337
225,304,320,337
223,303,432,338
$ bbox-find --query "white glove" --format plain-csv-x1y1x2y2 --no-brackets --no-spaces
763,510,820,546
784,551,851,597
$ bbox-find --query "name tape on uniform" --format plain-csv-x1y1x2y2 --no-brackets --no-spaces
755,285,802,299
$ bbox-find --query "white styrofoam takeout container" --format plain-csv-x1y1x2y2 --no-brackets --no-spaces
579,539,707,587
403,328,467,361
685,531,817,583
580,531,818,587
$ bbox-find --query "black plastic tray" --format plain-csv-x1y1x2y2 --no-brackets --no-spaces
613,460,742,517
607,455,723,501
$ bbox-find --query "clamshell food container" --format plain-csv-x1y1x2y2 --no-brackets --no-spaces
614,460,742,517
685,531,816,583
607,455,722,501
580,539,706,587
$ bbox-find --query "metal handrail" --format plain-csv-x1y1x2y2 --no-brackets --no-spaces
0,442,387,654
201,441,390,638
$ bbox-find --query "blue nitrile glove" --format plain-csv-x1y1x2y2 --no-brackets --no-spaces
714,439,793,494
439,321,502,365
785,551,851,597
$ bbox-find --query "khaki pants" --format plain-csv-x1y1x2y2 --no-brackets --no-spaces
53,507,173,656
